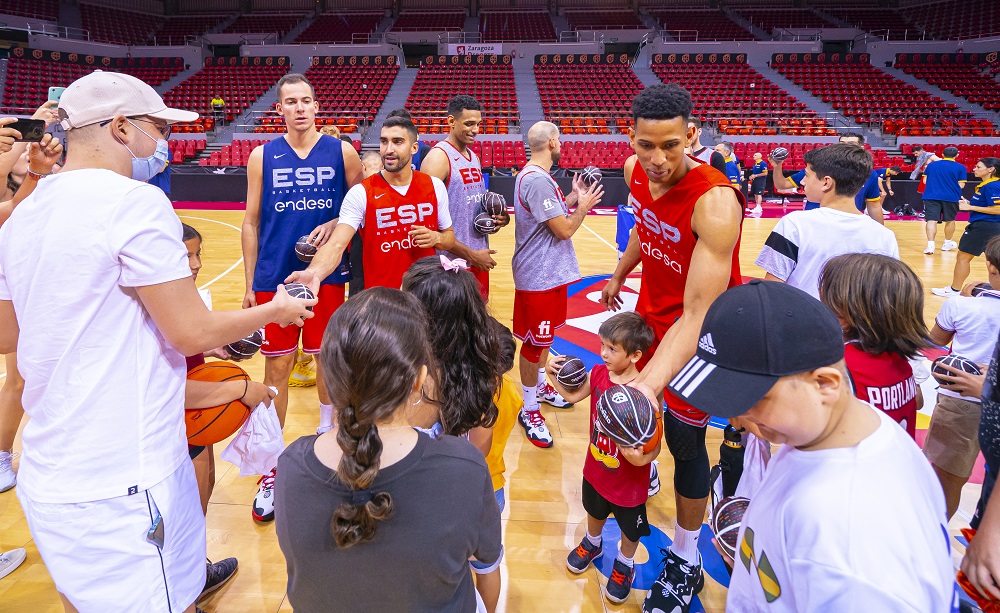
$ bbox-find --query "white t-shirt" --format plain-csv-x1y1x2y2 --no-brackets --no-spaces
0,169,193,504
755,208,899,299
338,175,452,231
935,293,1000,402
727,409,956,612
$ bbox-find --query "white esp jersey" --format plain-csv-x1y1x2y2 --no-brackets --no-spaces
435,140,488,254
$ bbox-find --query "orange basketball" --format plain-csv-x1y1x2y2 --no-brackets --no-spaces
186,361,252,446
641,412,663,454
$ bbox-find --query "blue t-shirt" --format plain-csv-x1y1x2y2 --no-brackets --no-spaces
970,178,1000,224
724,158,742,186
854,170,881,212
789,169,820,211
412,141,432,171
255,135,350,292
751,161,767,179
148,163,171,195
923,159,967,202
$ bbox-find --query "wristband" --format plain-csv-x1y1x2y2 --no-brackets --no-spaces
26,169,49,181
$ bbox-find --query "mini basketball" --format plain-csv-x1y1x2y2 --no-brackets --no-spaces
932,354,983,383
481,191,506,217
225,329,263,361
770,147,789,162
284,282,315,311
580,165,603,188
556,357,587,391
596,385,658,449
971,282,994,297
711,496,750,560
186,361,252,446
295,235,317,263
473,211,498,236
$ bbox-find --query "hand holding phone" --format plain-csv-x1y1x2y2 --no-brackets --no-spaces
48,87,66,103
0,117,21,154
7,119,46,143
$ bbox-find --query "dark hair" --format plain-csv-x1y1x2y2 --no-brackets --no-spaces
986,235,1000,271
979,157,1000,179
943,146,960,159
447,95,481,117
889,165,902,174
688,116,703,129
819,254,930,358
6,174,19,198
339,134,353,144
598,312,655,356
383,115,418,142
386,108,413,120
492,318,516,373
913,145,924,152
320,288,435,548
839,132,865,145
401,257,502,436
803,144,872,198
181,223,202,243
276,73,314,100
631,83,693,123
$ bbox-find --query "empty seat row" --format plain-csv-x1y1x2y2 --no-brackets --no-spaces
295,12,383,43
481,11,556,42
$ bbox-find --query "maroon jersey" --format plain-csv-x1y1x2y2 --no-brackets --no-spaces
845,342,918,439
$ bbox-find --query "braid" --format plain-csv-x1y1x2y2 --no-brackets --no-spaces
331,405,393,548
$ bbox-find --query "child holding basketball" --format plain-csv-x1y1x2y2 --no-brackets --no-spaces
547,312,657,604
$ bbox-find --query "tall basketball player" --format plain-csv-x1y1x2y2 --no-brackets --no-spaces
421,95,509,300
687,117,726,175
601,84,744,613
242,73,363,522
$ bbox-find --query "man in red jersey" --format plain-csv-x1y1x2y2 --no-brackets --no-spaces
601,83,744,613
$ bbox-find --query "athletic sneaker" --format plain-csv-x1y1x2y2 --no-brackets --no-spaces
288,351,316,388
932,286,960,297
943,239,958,252
642,549,704,613
0,548,25,580
566,537,602,573
749,205,763,218
0,451,16,493
201,557,238,599
648,460,660,498
538,382,572,408
606,558,635,604
316,424,333,435
924,241,936,255
518,409,553,448
252,467,276,522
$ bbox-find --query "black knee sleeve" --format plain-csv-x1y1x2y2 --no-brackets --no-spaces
664,413,711,499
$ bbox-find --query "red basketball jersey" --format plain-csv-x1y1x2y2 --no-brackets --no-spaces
844,342,918,439
630,161,745,426
359,171,439,289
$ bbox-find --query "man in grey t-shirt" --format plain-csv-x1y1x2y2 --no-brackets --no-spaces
512,121,603,448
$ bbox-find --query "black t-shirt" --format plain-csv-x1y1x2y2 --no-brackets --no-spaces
275,432,501,613
978,332,1000,475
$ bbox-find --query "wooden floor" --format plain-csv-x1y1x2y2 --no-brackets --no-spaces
0,210,988,612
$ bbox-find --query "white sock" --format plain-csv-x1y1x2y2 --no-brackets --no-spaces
670,523,701,566
616,550,634,568
537,367,546,388
585,531,602,547
522,384,537,409
927,240,935,248
319,403,334,429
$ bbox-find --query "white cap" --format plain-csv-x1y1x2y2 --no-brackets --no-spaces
58,70,198,130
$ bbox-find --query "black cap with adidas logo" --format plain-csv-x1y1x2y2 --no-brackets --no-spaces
667,279,845,418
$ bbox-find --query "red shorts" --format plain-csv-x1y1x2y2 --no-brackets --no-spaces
255,283,345,356
472,267,489,301
637,327,711,428
513,284,568,347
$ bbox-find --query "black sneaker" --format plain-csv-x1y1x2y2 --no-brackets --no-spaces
605,558,635,603
566,537,603,573
642,549,704,613
200,557,238,600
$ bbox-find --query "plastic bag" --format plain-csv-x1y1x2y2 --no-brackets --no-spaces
221,393,283,477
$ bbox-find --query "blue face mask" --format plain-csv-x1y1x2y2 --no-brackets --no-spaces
116,120,170,182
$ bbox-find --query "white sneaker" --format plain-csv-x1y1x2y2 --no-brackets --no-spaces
518,408,554,448
252,467,276,522
932,286,959,297
923,242,935,255
750,206,763,218
0,548,26,580
648,460,660,498
538,382,573,408
0,451,16,493
942,240,958,252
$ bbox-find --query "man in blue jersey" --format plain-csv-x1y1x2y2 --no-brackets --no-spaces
715,142,743,189
747,152,767,217
922,146,967,255
241,73,363,522
877,165,902,214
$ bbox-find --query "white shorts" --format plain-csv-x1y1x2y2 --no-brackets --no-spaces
18,461,206,613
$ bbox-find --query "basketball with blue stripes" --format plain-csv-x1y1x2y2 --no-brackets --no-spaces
596,384,659,449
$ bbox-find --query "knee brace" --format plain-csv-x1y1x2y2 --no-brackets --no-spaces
665,414,711,500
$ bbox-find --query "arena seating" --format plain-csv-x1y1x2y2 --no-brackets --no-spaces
222,13,305,37
391,11,465,31
481,11,557,42
896,57,1000,113
822,8,914,40
557,141,633,169
153,15,232,45
773,61,990,136
900,143,1000,171
202,138,362,167
906,0,999,40
423,140,527,169
649,9,755,40
651,62,831,135
294,12,384,43
160,63,290,131
731,142,908,173
0,0,59,21
406,63,518,133
1,57,184,115
79,3,160,45
535,62,643,133
564,10,646,30
167,139,207,164
733,8,832,33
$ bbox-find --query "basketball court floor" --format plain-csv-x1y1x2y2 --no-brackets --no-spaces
0,211,986,612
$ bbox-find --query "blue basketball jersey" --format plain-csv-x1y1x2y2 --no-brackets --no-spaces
255,135,350,292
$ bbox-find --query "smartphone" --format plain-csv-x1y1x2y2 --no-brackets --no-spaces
146,512,164,549
8,118,46,142
48,87,66,103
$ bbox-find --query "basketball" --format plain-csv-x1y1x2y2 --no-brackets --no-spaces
284,282,315,311
580,165,603,188
225,329,263,361
596,384,658,449
186,361,252,446
556,356,587,391
932,354,983,383
474,211,498,236
481,191,507,216
971,282,994,297
295,235,317,263
770,147,789,162
711,496,750,560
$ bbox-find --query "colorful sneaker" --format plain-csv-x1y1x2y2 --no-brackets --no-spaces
606,558,635,604
648,460,660,498
0,548,26,580
642,549,705,613
0,451,16,493
942,240,958,252
566,537,603,573
932,286,960,297
201,557,238,599
252,467,276,522
518,409,553,448
288,352,316,388
538,382,573,408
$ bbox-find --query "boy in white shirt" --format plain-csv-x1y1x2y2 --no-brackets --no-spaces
668,280,957,612
755,144,898,299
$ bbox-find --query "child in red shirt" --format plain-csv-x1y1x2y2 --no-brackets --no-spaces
819,253,930,438
547,312,657,604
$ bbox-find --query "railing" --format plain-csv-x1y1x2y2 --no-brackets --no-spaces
149,34,202,46
25,23,92,41
771,28,822,42
360,31,401,46
663,30,702,41
558,30,601,43
865,28,930,41
239,33,279,45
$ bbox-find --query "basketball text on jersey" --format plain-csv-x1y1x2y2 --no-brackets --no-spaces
271,168,339,211
865,378,917,413
375,203,435,229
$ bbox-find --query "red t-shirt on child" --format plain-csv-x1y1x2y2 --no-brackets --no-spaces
583,364,651,508
844,342,918,438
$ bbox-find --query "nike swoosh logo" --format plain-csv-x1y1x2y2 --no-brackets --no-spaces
374,193,385,199
453,157,460,161
274,153,286,159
